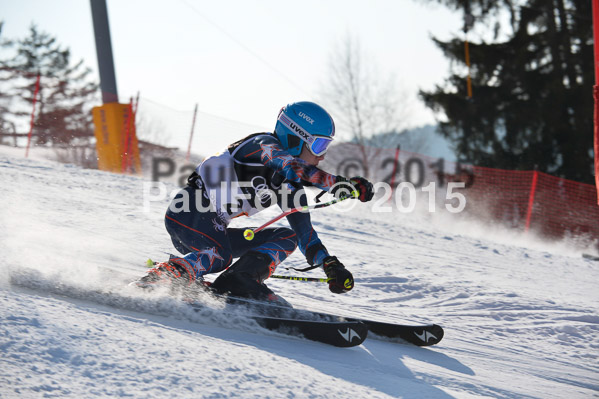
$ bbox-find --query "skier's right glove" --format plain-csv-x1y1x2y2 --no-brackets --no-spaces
332,176,374,202
322,256,354,294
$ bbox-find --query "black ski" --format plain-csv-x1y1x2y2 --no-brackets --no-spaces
191,292,444,347
185,300,367,347
256,316,442,347
133,266,443,347
357,320,444,346
252,316,368,347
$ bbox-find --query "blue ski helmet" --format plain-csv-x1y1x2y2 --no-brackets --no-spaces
274,101,335,157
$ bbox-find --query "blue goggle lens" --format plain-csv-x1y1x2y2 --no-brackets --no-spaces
310,137,332,156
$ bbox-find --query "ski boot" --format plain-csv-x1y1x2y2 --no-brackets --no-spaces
130,260,196,291
211,251,292,310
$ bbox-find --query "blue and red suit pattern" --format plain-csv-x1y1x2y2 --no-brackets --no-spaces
165,133,335,280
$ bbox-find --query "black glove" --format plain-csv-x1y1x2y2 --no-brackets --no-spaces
322,256,354,294
332,176,374,202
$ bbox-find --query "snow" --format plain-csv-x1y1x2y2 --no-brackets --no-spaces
1,147,598,398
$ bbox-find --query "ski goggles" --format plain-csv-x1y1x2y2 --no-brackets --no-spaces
309,136,333,156
277,111,333,156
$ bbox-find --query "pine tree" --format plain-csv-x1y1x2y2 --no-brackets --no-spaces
420,0,594,183
0,21,15,143
0,24,98,146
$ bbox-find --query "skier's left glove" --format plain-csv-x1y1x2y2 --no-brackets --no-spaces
332,176,374,202
322,256,354,294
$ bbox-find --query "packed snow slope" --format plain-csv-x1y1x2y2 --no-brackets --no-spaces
1,147,598,399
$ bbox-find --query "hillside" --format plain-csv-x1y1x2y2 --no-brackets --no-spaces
1,147,598,398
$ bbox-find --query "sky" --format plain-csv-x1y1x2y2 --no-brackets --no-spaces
1,0,463,155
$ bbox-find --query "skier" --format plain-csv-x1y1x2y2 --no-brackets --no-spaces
133,101,374,301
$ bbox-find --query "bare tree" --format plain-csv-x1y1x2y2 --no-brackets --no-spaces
320,34,414,177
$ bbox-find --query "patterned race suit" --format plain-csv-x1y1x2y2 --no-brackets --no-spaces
164,133,337,281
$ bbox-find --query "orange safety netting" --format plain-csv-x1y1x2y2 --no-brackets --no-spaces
325,143,598,243
464,166,599,240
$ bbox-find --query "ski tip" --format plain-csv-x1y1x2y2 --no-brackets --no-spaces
334,322,369,347
411,324,444,347
430,324,444,343
255,317,368,348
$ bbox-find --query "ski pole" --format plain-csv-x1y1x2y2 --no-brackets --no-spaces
243,191,358,241
147,259,327,283
270,274,328,283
